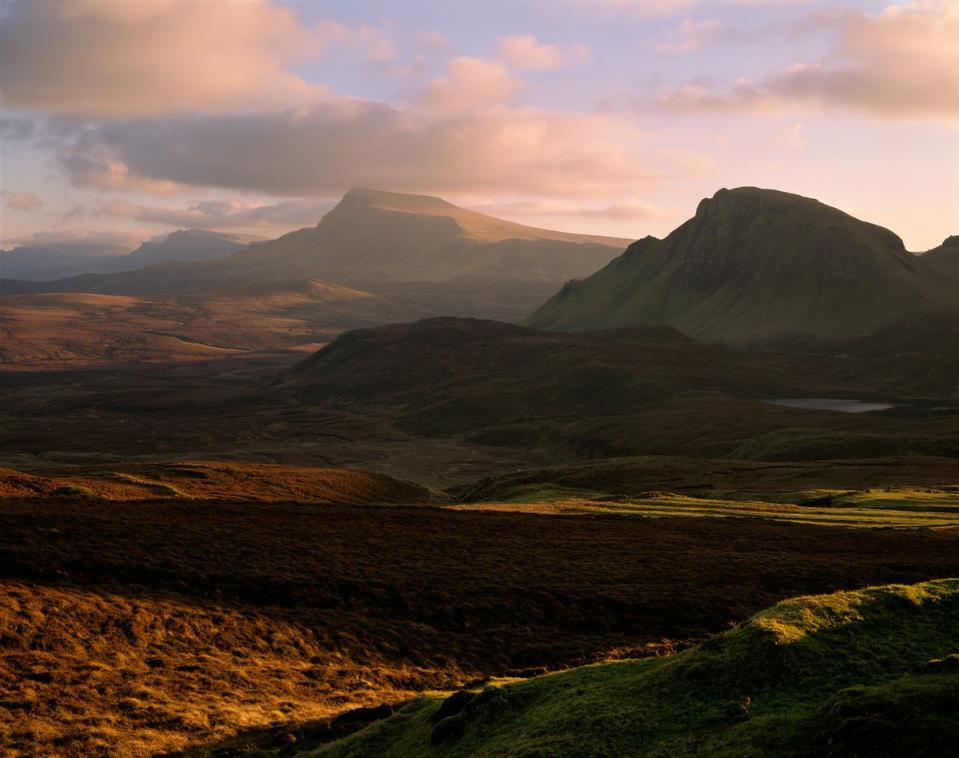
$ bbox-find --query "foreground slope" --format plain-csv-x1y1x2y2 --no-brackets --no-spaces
3,496,958,757
528,187,957,343
315,579,959,758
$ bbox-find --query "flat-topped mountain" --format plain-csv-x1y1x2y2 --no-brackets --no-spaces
528,187,958,343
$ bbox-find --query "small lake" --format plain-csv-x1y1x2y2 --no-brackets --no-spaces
760,398,896,414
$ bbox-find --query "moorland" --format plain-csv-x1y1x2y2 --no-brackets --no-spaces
1,186,958,757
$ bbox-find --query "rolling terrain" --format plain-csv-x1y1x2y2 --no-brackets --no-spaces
528,187,958,343
278,317,959,463
314,580,959,757
2,186,957,757
0,191,628,367
2,497,957,757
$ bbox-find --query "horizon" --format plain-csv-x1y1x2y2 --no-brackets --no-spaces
1,0,956,253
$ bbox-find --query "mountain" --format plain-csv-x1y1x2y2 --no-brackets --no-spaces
227,187,629,285
0,229,252,282
8,189,628,298
923,235,959,279
0,238,132,281
528,187,958,343
111,229,251,269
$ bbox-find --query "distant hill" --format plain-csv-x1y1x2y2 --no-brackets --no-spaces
0,229,252,282
7,189,628,297
528,187,958,343
113,229,251,269
0,238,132,281
278,316,867,447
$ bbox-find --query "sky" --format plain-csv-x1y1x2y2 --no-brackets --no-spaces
0,0,956,253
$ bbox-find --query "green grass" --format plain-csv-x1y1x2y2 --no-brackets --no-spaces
307,579,959,757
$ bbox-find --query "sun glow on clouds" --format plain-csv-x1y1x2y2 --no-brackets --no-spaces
0,0,955,249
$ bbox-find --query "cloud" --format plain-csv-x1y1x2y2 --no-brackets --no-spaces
563,0,810,17
475,198,670,222
93,198,334,230
775,122,806,150
356,23,400,66
653,18,728,54
659,2,959,120
3,228,145,252
0,0,330,117
421,57,523,115
1,191,43,212
416,31,449,55
46,83,705,200
498,35,590,71
563,0,697,18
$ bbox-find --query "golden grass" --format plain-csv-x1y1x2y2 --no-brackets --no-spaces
451,487,959,529
0,462,439,505
0,581,445,758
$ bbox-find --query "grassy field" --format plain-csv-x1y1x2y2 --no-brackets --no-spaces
2,498,958,756
454,487,959,529
308,579,959,757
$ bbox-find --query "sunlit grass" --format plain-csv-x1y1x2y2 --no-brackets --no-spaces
455,486,959,528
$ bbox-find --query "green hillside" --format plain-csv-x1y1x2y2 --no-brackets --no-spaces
528,187,957,343
312,579,959,757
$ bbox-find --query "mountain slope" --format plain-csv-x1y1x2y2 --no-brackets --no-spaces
224,187,629,285
111,228,251,269
0,239,131,281
528,187,957,343
315,579,959,758
12,189,628,297
0,229,251,282
923,235,959,279
278,317,871,445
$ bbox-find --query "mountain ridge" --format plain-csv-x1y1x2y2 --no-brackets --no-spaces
527,186,958,343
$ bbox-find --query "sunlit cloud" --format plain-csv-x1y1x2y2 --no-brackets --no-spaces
658,2,959,120
92,198,334,231
0,0,331,117
653,18,728,54
498,35,591,71
1,191,43,212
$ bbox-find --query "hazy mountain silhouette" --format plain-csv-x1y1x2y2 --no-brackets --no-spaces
8,189,628,297
116,229,251,269
528,187,957,343
0,229,251,282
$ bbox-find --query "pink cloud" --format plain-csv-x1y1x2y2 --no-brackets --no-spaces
0,0,329,117
1,191,43,212
658,2,959,120
498,35,591,71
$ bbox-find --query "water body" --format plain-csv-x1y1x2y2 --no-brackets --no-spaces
760,398,896,414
